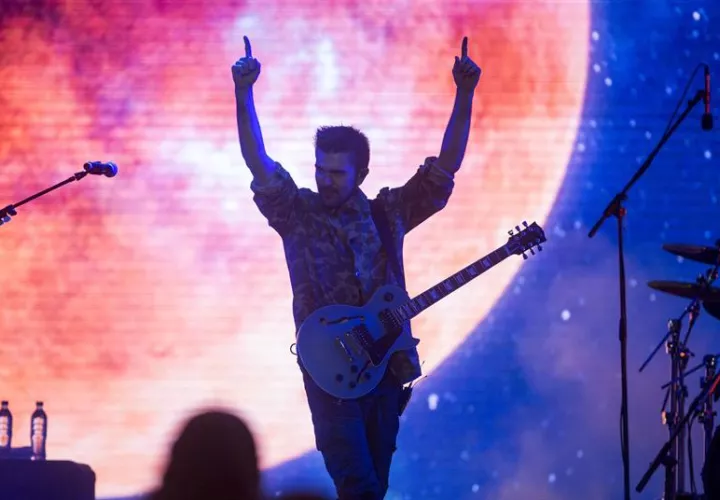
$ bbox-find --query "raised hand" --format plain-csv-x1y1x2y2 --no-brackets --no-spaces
452,37,482,91
232,36,261,89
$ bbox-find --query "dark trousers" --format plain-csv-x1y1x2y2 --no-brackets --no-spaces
302,368,403,500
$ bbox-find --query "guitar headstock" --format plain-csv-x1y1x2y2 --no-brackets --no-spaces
507,221,547,260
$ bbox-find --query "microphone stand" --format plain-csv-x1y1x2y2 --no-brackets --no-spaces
0,171,91,226
636,366,720,494
588,88,706,500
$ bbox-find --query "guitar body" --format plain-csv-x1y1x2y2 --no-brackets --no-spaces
295,220,547,400
296,284,419,400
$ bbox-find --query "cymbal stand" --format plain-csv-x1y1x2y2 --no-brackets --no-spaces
696,267,720,469
645,266,719,500
664,315,694,500
637,367,720,495
698,354,717,463
661,354,719,392
640,297,702,500
666,353,720,469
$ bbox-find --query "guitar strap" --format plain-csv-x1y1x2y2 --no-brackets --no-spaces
370,198,416,416
369,198,406,289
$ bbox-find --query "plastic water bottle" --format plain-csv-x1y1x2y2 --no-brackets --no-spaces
0,401,12,449
30,401,47,460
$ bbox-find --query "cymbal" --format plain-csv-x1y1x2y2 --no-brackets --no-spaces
647,280,720,302
663,243,720,265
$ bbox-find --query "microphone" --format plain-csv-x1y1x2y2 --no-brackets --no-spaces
83,161,118,178
703,64,713,131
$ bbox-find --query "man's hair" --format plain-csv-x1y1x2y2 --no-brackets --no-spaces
314,125,370,176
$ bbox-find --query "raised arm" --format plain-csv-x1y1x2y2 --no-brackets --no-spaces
377,38,482,233
436,36,482,176
232,36,277,185
232,37,299,234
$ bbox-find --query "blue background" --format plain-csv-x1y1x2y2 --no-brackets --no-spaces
266,2,720,498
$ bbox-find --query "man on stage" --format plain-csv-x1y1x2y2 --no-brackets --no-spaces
232,35,481,500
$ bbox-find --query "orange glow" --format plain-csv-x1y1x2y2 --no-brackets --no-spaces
0,0,588,496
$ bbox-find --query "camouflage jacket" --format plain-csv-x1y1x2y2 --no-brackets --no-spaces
251,157,455,385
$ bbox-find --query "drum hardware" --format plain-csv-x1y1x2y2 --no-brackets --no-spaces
660,354,719,499
637,241,720,500
637,361,720,499
697,356,717,466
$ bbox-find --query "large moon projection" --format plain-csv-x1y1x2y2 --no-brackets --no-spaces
0,0,588,497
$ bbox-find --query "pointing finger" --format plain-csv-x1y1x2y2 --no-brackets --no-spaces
461,36,468,58
244,36,252,58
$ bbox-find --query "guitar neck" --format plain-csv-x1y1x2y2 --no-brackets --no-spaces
393,242,513,322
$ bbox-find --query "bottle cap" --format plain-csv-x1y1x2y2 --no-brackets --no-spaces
1,401,7,406
36,401,43,406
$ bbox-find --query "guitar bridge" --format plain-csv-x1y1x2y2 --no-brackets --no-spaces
335,337,355,362
351,324,384,366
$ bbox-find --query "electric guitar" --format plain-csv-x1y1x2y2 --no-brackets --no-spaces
296,221,547,400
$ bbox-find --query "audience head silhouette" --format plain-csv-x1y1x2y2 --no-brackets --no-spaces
152,409,260,500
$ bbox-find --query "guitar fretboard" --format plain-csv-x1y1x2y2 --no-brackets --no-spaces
393,243,513,322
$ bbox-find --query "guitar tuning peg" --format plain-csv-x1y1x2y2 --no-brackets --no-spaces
522,221,528,228
537,244,543,251
522,252,528,260
530,248,535,255
508,229,514,236
515,225,521,232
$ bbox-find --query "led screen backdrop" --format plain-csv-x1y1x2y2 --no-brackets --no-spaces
0,0,719,498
